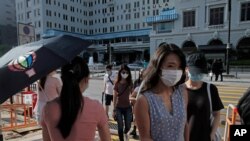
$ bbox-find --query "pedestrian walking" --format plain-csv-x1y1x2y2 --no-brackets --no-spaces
113,64,134,141
129,68,145,139
34,70,62,125
103,64,116,118
185,52,224,141
218,59,224,81
211,59,220,81
134,43,189,141
41,57,110,141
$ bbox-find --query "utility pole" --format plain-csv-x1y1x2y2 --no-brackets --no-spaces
226,0,231,75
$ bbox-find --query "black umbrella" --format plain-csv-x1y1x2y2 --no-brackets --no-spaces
0,35,91,104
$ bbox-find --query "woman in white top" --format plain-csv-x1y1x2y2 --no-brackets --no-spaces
34,71,62,124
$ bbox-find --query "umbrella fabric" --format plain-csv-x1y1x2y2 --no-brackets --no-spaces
0,35,91,104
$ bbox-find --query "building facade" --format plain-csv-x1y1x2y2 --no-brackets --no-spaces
148,0,250,62
0,0,17,47
15,0,250,63
0,0,16,26
15,0,173,63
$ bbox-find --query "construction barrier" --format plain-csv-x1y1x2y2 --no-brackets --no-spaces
223,104,241,141
0,83,39,131
0,104,37,131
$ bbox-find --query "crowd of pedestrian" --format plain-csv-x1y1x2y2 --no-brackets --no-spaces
32,42,250,141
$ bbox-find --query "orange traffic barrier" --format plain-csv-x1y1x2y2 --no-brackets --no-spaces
223,104,241,141
0,83,39,131
0,104,37,131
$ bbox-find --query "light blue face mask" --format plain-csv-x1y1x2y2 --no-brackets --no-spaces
188,72,204,81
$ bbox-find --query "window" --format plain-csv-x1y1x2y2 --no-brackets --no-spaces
37,9,40,16
27,0,32,7
103,28,107,33
183,10,195,27
46,0,51,5
126,24,131,30
71,26,75,32
241,2,250,21
126,14,131,20
110,26,115,32
155,22,173,33
27,11,32,19
134,23,140,29
209,7,224,25
110,17,114,22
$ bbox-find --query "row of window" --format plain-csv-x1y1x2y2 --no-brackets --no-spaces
44,8,158,26
45,20,147,35
183,3,250,28
44,0,166,15
67,0,169,6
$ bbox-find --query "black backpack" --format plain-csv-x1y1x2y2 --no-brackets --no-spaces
237,88,250,125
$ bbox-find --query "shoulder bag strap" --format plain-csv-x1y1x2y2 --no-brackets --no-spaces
38,82,49,101
207,83,214,121
118,84,129,97
108,76,114,85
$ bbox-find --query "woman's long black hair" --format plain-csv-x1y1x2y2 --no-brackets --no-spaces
57,57,90,138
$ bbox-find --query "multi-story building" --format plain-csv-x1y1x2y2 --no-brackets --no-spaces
15,0,250,63
148,0,250,62
0,0,16,26
16,0,172,63
0,0,17,47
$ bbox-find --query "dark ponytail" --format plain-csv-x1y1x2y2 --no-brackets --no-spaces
57,57,90,138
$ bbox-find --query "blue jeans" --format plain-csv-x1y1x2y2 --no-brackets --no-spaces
116,107,132,141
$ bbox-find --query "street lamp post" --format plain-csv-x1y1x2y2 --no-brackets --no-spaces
226,0,231,75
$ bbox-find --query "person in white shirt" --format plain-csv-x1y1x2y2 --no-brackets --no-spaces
103,65,116,118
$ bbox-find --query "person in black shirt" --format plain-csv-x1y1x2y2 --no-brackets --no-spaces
185,52,224,141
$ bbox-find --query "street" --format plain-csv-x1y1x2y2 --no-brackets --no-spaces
2,74,250,141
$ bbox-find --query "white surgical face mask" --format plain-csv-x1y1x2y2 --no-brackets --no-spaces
121,73,128,79
160,69,183,86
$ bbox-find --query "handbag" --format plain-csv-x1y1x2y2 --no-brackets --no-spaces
207,83,222,141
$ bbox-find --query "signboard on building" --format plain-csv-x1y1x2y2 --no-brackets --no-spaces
18,23,35,45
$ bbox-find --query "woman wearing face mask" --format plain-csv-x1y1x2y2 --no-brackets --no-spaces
134,43,189,141
185,52,223,141
42,57,111,141
113,64,134,141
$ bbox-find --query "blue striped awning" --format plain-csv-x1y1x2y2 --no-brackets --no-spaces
146,8,178,24
42,29,151,40
93,29,151,40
